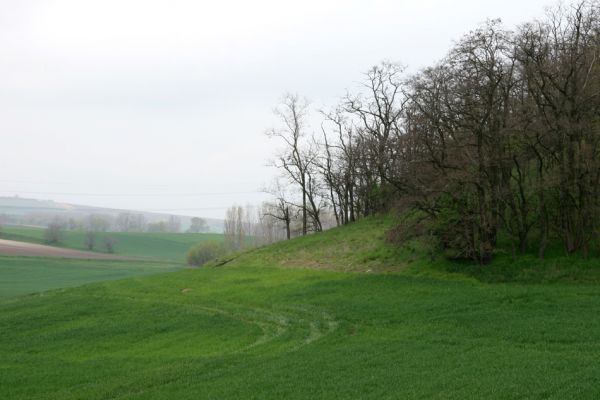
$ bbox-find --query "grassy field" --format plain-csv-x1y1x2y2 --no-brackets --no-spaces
2,216,600,398
0,256,183,298
0,225,222,261
2,265,600,399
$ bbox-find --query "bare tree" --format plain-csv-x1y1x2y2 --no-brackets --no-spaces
44,219,65,245
257,202,289,243
84,230,97,250
516,1,600,255
103,236,116,253
343,62,408,212
267,93,314,235
320,107,361,225
263,179,294,240
258,1,600,264
224,205,245,250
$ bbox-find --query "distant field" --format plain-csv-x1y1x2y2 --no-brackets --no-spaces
0,225,222,261
0,239,136,259
0,256,183,298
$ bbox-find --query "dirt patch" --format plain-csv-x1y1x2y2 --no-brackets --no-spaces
0,239,135,260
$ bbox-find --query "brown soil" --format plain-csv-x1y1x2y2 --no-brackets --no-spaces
0,239,134,260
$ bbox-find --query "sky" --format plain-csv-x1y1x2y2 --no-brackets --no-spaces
0,0,554,219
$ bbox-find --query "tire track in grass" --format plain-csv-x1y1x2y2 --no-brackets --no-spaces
65,296,340,400
80,294,339,356
7,291,341,400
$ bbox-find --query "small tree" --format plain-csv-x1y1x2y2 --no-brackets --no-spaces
44,221,64,245
103,236,116,253
84,230,97,250
187,217,209,233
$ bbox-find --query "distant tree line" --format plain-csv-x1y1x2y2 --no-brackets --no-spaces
2,211,213,235
40,213,210,254
223,204,294,251
264,1,600,264
35,213,207,234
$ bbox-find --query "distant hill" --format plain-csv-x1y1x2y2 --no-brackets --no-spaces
0,196,224,233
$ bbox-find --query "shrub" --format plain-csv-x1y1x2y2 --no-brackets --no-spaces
186,241,225,266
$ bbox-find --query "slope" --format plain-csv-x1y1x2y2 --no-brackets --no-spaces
224,215,600,283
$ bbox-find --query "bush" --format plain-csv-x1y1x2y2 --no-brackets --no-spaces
186,241,225,266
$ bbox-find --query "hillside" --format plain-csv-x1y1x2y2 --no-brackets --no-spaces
0,225,222,262
224,216,414,272
2,216,600,398
224,215,600,284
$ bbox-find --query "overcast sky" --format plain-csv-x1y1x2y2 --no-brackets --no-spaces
1,0,554,218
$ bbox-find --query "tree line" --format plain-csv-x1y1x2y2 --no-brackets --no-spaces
39,214,210,254
263,1,600,264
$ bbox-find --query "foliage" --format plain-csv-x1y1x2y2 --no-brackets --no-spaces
186,241,226,266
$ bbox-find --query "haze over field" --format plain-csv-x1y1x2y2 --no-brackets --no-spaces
3,1,600,399
0,0,551,218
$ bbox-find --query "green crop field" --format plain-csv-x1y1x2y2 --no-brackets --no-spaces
0,256,183,298
2,216,600,398
1,225,222,261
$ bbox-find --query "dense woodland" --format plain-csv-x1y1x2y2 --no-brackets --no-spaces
236,1,600,264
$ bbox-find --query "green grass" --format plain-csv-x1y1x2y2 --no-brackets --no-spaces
0,256,183,298
1,225,222,261
3,216,600,398
2,265,600,399
224,216,421,272
224,215,600,283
